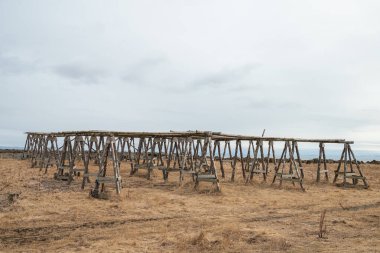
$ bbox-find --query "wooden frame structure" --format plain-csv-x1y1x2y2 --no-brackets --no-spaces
22,130,369,197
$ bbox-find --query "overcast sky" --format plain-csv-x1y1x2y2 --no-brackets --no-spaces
0,0,379,149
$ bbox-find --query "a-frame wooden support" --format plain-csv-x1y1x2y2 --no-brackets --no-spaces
178,137,195,185
246,140,267,183
130,137,159,179
67,136,93,189
87,136,101,165
194,137,220,191
31,135,46,169
292,141,304,179
54,136,73,181
29,135,39,166
125,137,137,175
220,141,234,180
42,135,60,174
22,133,33,159
162,137,185,182
316,142,329,182
244,140,256,172
231,140,246,182
116,137,126,161
192,139,203,160
90,136,122,197
272,141,305,191
69,136,86,176
152,137,167,178
212,140,225,178
265,140,277,174
130,137,144,176
333,143,369,188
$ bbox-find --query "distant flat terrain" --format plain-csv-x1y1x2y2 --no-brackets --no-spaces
0,158,379,252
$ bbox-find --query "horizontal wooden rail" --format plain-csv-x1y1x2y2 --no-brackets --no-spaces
25,131,353,144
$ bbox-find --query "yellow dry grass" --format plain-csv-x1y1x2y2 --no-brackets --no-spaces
0,158,379,252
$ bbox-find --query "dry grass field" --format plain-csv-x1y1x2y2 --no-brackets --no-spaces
0,156,379,252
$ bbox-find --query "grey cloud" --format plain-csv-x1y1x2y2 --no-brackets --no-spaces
227,84,261,92
0,54,36,74
122,57,166,86
159,64,261,94
247,100,302,110
122,61,261,92
189,64,260,89
53,64,105,84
